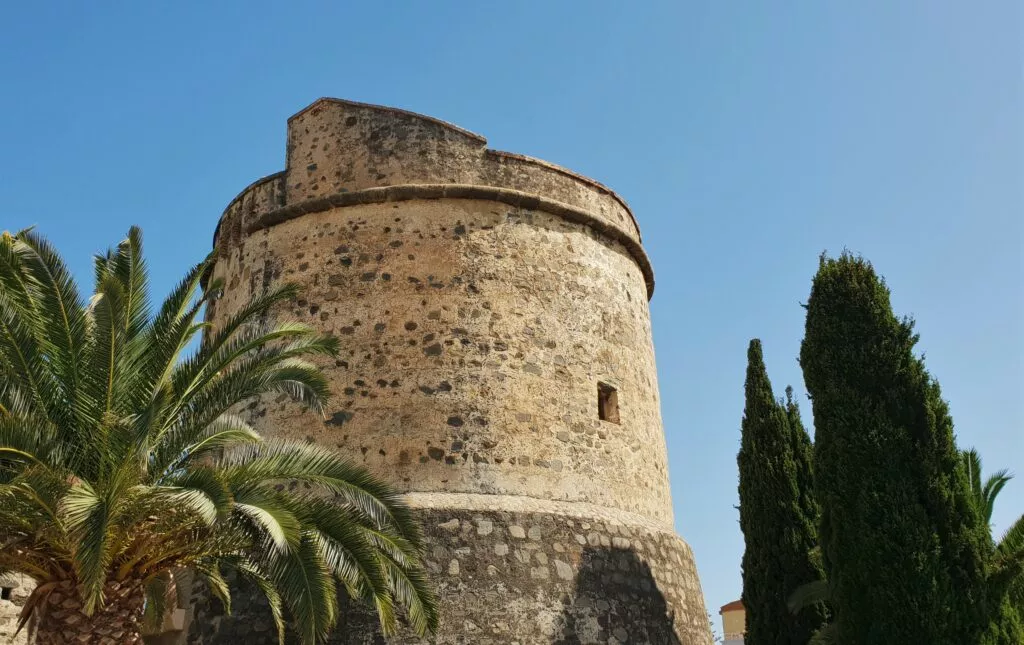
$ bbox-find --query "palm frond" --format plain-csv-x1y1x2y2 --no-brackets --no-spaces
0,467,68,523
963,448,983,497
220,441,423,548
14,231,90,422
168,283,300,400
982,470,1013,525
83,274,127,427
59,481,111,614
157,466,233,518
199,282,300,354
0,381,34,419
164,356,333,453
0,414,65,472
141,571,176,630
232,559,286,644
303,500,390,600
173,320,332,402
134,485,220,526
109,226,152,339
0,229,39,315
997,514,1024,558
0,291,53,421
809,622,839,645
264,532,338,645
193,561,232,616
378,552,438,636
788,578,831,613
231,488,302,552
170,333,337,425
138,260,210,406
152,414,261,478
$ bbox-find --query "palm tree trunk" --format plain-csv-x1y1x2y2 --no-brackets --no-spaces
34,579,144,645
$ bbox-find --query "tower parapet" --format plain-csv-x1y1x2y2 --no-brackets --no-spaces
214,98,651,295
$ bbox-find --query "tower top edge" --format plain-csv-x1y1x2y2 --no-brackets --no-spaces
211,99,651,292
290,97,488,144
287,98,636,224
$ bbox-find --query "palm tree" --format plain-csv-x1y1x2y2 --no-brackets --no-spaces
0,227,438,644
962,449,1024,613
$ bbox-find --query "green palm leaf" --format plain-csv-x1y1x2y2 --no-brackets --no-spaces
233,559,287,643
809,621,839,645
14,229,89,421
788,578,831,614
265,531,338,644
962,447,1015,527
59,481,112,613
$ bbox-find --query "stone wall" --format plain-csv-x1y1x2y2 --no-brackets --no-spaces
188,497,709,645
0,574,32,645
206,197,671,523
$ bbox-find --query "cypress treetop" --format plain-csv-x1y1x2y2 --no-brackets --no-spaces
799,252,991,645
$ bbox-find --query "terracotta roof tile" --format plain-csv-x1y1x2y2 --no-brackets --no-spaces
719,599,745,613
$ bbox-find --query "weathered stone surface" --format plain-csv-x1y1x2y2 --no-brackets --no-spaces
0,573,32,645
207,196,669,520
188,501,709,645
189,98,711,645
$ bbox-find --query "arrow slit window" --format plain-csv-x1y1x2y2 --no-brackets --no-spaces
598,382,619,424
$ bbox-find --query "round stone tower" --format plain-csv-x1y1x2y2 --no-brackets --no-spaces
193,98,711,645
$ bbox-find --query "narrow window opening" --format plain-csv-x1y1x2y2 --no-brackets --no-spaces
598,382,620,424
1,587,11,600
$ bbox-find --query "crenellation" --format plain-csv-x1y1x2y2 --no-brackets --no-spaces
213,98,644,276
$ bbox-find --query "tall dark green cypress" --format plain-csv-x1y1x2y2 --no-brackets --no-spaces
738,340,828,645
799,253,991,645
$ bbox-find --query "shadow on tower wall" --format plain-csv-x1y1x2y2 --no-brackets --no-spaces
555,545,682,645
183,546,686,644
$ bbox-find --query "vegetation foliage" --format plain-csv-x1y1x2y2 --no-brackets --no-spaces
797,252,1017,645
0,227,438,643
738,339,828,645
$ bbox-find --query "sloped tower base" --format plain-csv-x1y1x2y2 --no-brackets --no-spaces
187,498,708,645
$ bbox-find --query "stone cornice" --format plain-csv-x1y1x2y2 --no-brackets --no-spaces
239,183,656,298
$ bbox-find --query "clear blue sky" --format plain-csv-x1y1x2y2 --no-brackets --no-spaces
2,0,1021,633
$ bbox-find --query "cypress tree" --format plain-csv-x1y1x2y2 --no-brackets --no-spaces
799,253,991,645
738,340,828,645
982,597,1024,645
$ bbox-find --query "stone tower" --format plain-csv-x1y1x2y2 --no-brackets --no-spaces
193,98,711,645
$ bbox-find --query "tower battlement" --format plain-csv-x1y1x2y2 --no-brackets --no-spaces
214,98,652,296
